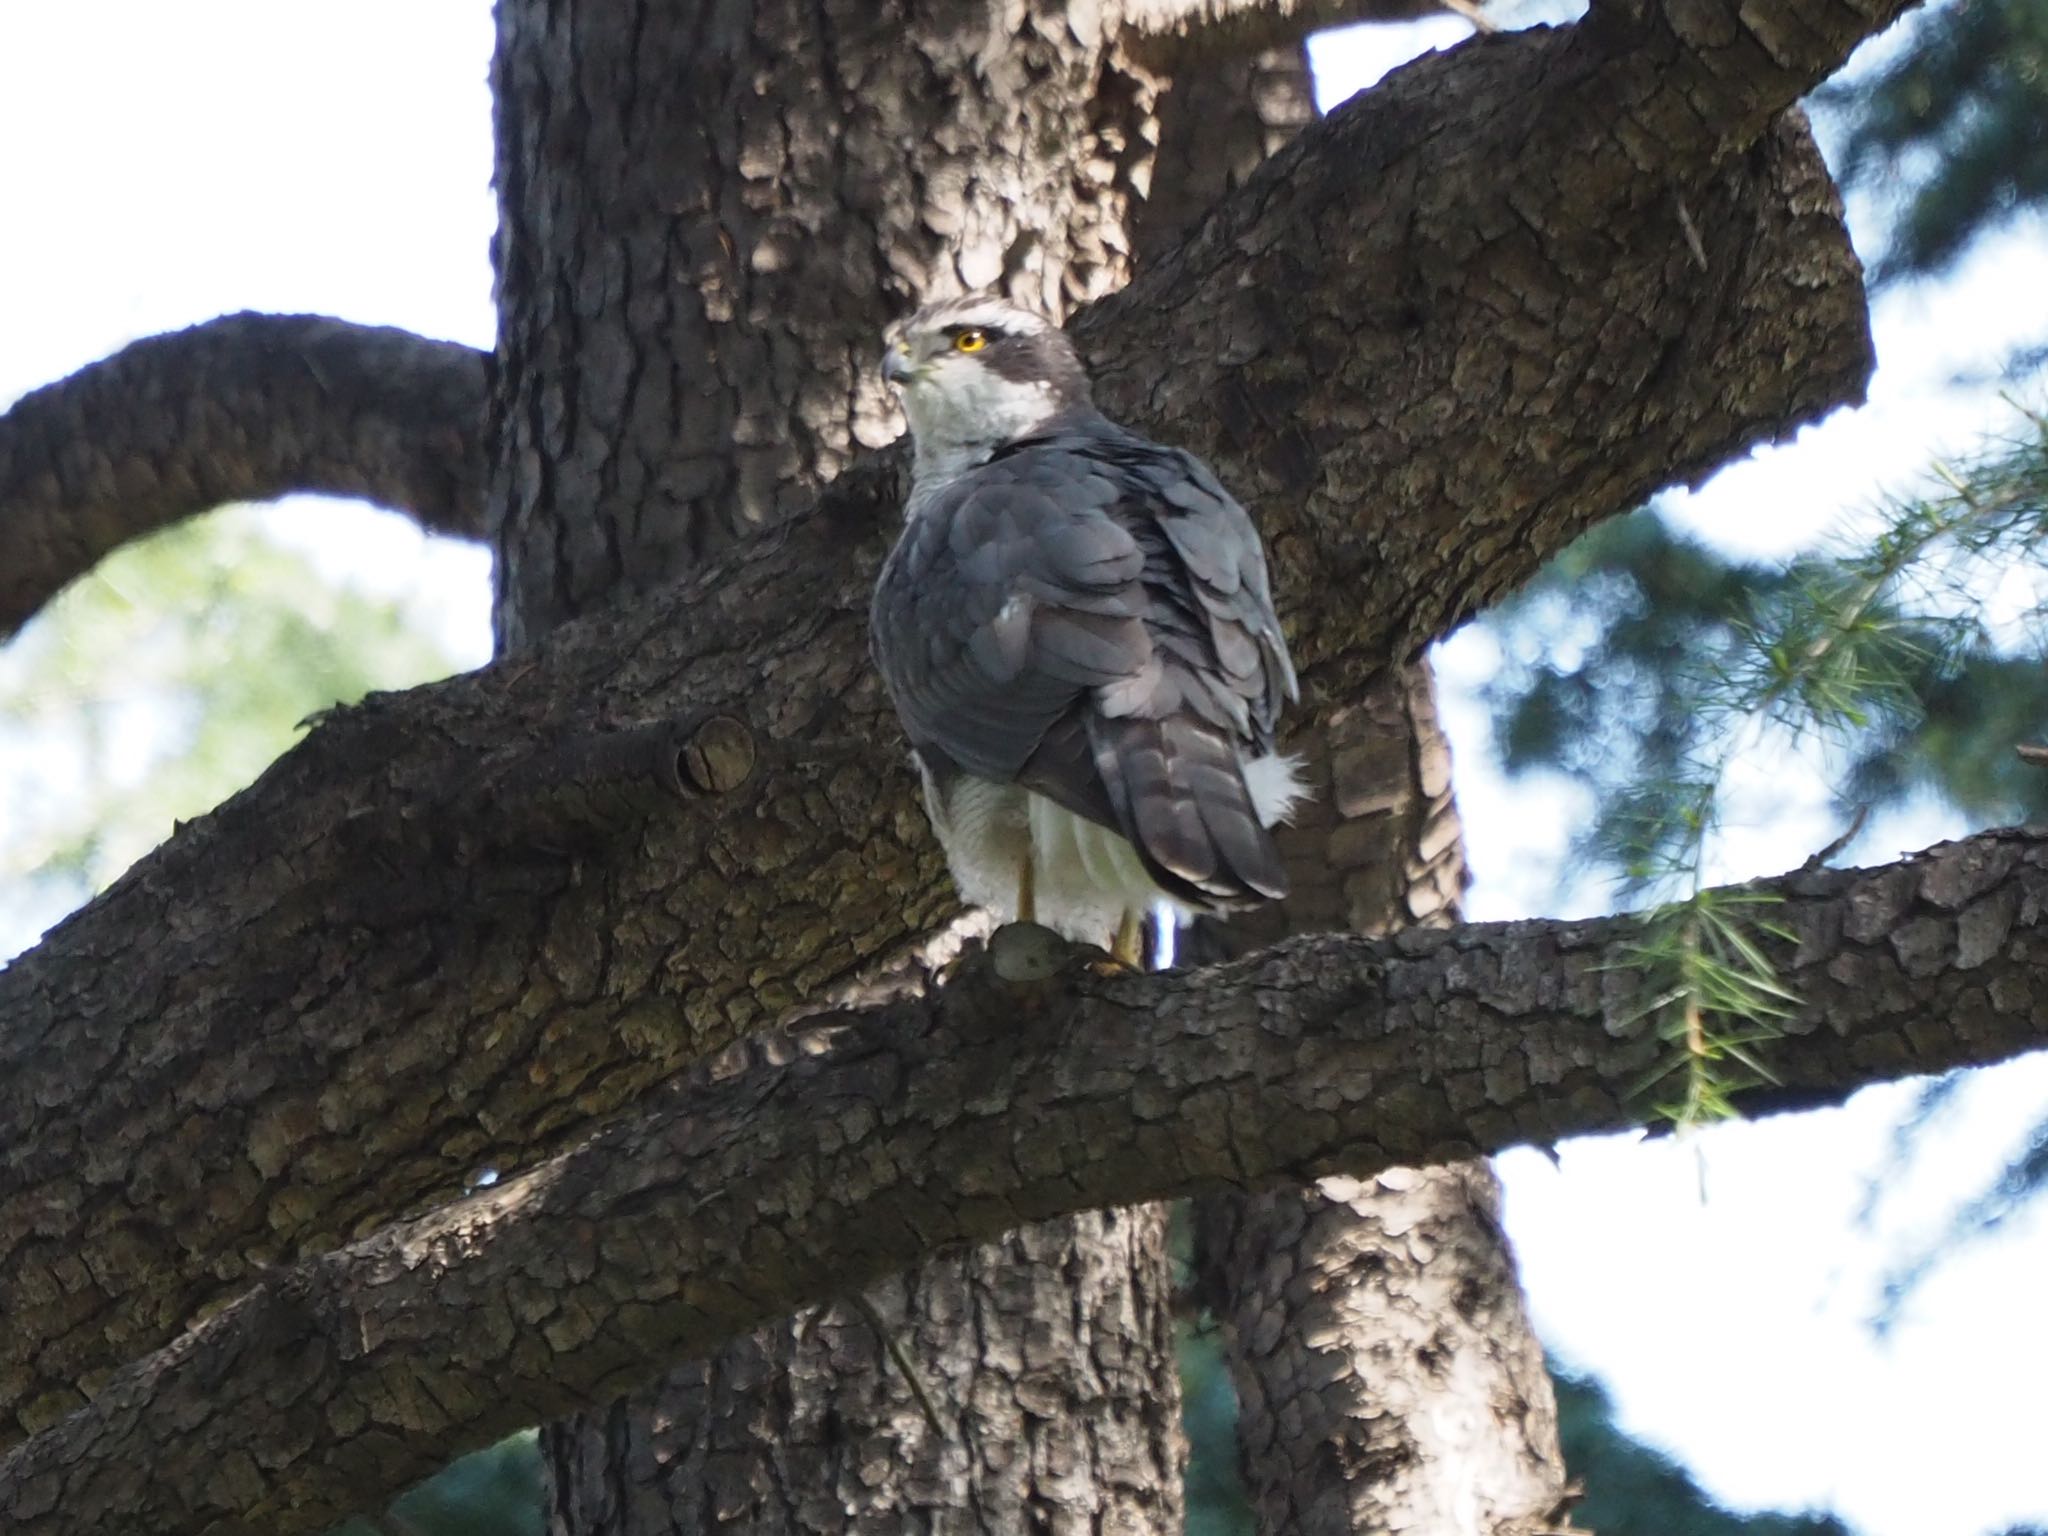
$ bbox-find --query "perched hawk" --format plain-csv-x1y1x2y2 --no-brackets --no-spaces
869,296,1304,963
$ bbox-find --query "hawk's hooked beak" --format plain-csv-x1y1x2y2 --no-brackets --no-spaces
881,346,916,387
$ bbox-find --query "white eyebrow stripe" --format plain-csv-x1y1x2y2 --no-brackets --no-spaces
911,298,1053,338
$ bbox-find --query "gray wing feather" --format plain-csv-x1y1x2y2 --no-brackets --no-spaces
871,415,1295,906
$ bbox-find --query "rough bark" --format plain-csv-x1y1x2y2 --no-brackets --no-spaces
0,9,1416,648
6,823,2044,1536
1197,674,1572,1536
1150,52,1569,1534
1085,75,1874,676
487,0,1161,649
0,313,486,638
1129,38,1316,265
542,1210,1178,1535
0,0,1896,1450
485,2,1175,1530
1205,676,1572,1535
1199,1166,1570,1536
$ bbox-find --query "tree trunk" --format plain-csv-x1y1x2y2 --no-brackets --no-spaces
1193,665,1572,1535
488,0,1158,646
488,2,1185,1529
1149,44,1574,1532
541,1209,1179,1534
0,0,1916,1524
1199,1164,1568,1536
1193,667,1573,1536
1129,38,1314,264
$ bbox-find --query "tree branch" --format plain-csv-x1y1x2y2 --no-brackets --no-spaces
1146,45,1571,1526
0,0,1899,1446
0,313,488,637
5,827,2042,1536
1086,25,1884,671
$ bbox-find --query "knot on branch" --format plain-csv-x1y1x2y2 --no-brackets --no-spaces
472,714,759,849
675,715,756,796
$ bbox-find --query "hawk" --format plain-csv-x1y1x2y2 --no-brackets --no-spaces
868,296,1304,964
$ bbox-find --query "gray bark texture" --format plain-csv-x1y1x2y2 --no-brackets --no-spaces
0,0,1937,1528
1195,666,1573,1536
1200,1165,1569,1536
5,821,2044,1536
0,0,1891,1450
0,313,485,637
541,1209,1179,1536
486,2,1179,1531
1129,39,1316,264
487,0,1161,649
1157,50,1574,1535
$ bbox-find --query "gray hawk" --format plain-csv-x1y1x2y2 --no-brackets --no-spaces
868,295,1304,964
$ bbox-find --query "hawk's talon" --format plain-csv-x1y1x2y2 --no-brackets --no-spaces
1082,910,1149,976
1111,909,1147,970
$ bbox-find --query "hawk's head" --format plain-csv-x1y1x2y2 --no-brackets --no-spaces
882,296,1091,469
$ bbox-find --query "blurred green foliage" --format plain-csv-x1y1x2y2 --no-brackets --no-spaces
0,505,461,953
1183,1320,1255,1536
19,6,2048,1522
0,503,523,1536
1484,426,2048,890
1481,0,2048,1427
1823,0,2048,280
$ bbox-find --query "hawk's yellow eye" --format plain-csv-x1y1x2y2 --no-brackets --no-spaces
953,329,987,353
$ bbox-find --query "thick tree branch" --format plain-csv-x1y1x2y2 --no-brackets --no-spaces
5,827,2043,1536
1087,15,1886,672
0,313,487,637
0,0,1899,1445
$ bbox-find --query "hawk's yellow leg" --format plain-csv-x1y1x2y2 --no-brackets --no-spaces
1016,853,1036,926
1111,909,1146,969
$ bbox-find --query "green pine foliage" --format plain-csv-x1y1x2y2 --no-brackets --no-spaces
21,10,2048,1519
1822,0,2048,280
1486,413,2048,1124
1489,417,2048,886
1615,888,1801,1127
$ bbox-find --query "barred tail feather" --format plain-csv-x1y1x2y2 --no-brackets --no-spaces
1243,751,1311,828
1085,715,1289,906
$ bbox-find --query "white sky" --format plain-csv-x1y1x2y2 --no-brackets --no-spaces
4,6,2047,1534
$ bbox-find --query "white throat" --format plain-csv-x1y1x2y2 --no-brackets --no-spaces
902,360,1061,486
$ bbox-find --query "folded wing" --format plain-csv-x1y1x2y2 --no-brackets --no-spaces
870,417,1299,907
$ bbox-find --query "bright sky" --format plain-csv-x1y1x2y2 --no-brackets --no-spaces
4,6,2047,1534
